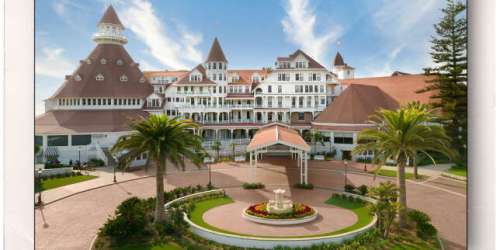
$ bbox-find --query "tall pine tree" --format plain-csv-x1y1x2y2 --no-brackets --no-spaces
419,0,467,164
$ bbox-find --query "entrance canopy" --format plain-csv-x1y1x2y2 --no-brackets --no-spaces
247,124,310,152
246,124,311,184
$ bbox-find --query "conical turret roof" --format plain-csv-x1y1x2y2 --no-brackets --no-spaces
99,5,123,27
333,52,345,66
206,38,227,62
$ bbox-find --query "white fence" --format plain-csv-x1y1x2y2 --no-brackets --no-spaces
36,167,73,177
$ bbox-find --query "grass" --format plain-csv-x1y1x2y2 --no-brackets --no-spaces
372,169,428,180
446,166,467,177
112,242,183,250
39,175,97,191
189,196,374,239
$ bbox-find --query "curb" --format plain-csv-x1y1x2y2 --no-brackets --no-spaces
440,172,467,181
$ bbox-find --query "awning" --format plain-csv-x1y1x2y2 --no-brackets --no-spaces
246,124,310,152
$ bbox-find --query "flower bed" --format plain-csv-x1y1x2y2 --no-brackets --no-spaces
245,202,315,219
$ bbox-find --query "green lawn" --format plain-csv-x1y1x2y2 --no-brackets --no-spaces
189,196,374,238
112,242,182,250
39,175,97,191
372,169,427,180
446,166,467,177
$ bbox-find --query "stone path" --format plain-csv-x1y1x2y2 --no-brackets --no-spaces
35,157,466,250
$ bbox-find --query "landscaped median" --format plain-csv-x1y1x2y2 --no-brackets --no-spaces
36,172,97,191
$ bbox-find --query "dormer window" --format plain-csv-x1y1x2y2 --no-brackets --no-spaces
120,74,128,82
296,61,306,68
190,74,201,82
116,59,124,66
100,58,107,64
96,74,104,81
86,59,92,64
74,74,82,81
139,76,146,83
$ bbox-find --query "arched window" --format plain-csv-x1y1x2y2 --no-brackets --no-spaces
139,76,146,83
74,74,82,81
100,58,107,64
116,59,124,66
96,74,104,81
120,74,128,82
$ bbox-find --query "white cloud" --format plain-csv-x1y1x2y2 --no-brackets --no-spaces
52,0,88,29
35,47,75,78
281,0,342,64
117,0,203,70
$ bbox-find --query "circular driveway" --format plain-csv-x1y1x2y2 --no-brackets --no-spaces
35,158,466,250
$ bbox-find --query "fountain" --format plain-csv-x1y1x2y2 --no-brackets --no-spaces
242,189,318,225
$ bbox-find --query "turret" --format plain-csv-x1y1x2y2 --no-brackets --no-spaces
204,38,228,83
93,5,128,45
332,52,355,79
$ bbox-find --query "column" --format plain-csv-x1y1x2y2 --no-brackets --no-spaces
304,152,308,185
299,152,303,184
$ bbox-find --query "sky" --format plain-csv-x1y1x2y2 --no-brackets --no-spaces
35,0,447,115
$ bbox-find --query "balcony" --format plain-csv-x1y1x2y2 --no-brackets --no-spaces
175,91,213,96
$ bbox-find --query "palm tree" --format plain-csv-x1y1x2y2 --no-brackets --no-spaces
211,140,222,161
111,115,204,223
354,106,454,227
311,131,324,154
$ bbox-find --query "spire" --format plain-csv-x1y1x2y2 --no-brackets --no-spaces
98,5,123,28
206,38,228,62
333,52,345,66
93,5,127,45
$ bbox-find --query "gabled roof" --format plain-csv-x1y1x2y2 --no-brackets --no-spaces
99,5,123,27
314,84,399,125
35,110,149,134
247,124,310,152
206,38,227,62
333,52,345,66
339,74,437,105
278,49,326,69
49,44,153,99
175,64,216,85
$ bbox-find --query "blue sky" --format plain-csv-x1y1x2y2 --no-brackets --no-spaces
35,0,446,115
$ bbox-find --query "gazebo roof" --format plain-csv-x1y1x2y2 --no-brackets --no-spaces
246,124,310,152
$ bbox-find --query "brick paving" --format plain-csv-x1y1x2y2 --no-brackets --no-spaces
35,157,466,250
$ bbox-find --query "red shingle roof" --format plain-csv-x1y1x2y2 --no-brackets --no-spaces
206,38,227,62
333,52,345,66
49,44,153,99
277,50,326,69
314,84,399,125
99,5,123,27
35,110,149,134
175,64,216,85
247,124,310,152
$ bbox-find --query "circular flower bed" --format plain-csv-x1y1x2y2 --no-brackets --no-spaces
245,202,315,219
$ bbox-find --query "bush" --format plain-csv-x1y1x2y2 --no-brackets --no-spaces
416,222,437,239
88,158,105,167
242,182,265,189
408,209,431,225
357,185,369,196
99,197,150,240
344,184,356,193
294,183,314,189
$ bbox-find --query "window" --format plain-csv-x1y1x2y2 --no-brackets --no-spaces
100,58,107,64
218,62,222,69
97,99,101,105
82,99,86,105
295,73,303,81
96,74,104,81
334,133,354,144
268,85,272,93
314,85,318,92
35,136,43,146
74,74,82,81
278,73,289,81
278,85,282,93
321,98,325,105
295,61,306,68
72,135,91,146
267,97,273,107
278,97,283,107
292,97,296,107
47,135,68,146
139,77,146,83
298,112,305,121
320,85,325,93
120,74,128,82
93,99,97,105
116,59,123,66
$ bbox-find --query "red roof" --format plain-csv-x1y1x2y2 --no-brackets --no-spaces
99,5,123,27
49,44,153,99
247,124,310,152
277,50,326,69
333,52,345,66
35,110,149,134
143,70,189,78
175,64,216,85
339,74,436,105
206,38,227,62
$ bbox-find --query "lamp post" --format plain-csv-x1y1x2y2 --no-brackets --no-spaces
208,163,212,187
364,153,367,172
36,168,43,206
113,164,117,183
344,159,348,187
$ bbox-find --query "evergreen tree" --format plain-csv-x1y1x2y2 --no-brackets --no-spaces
419,0,467,164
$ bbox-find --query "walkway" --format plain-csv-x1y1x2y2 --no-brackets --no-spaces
35,157,465,250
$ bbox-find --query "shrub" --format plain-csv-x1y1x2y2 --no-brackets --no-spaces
88,158,105,167
294,183,314,189
408,209,431,225
344,184,356,193
99,197,150,240
356,185,368,196
416,222,437,239
242,182,265,189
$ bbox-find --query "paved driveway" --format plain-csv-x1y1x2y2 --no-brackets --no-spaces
35,157,465,250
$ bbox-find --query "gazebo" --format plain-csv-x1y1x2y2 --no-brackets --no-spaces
246,124,311,184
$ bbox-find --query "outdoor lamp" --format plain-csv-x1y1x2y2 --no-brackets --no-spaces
37,168,43,206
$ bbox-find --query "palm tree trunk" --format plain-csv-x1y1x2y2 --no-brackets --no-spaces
154,158,166,223
397,157,407,228
413,154,418,179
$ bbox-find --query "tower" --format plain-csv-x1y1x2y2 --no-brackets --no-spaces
204,38,228,84
93,5,128,45
332,52,355,80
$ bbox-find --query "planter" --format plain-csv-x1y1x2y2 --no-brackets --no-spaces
242,208,318,225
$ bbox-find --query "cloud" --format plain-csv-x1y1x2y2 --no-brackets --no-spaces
52,0,89,30
117,0,203,70
35,47,75,78
281,0,342,64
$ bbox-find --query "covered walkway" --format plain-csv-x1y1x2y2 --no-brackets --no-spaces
246,124,311,184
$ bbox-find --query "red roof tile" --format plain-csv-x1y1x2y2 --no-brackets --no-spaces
206,38,227,62
99,5,123,27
